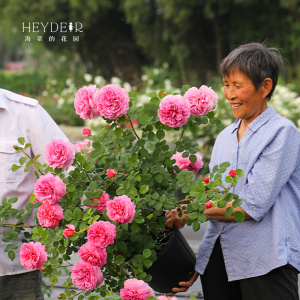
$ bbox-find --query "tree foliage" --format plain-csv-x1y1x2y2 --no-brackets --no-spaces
0,0,300,86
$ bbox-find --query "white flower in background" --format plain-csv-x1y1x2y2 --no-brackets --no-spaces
141,74,148,81
51,79,57,85
148,79,154,86
66,78,73,86
84,73,92,83
153,68,159,75
137,94,149,105
111,77,121,85
60,56,67,62
94,76,106,86
57,98,65,109
42,91,48,96
123,82,131,92
85,117,107,129
164,79,172,91
270,85,300,130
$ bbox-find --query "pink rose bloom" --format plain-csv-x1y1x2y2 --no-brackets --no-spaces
74,139,94,155
63,224,75,238
87,220,116,248
74,85,100,120
88,190,111,214
157,95,190,128
183,85,218,116
71,260,103,290
37,204,63,228
82,127,91,136
94,84,130,119
45,139,75,169
20,242,47,270
106,168,117,178
157,297,178,300
171,152,203,175
78,242,107,267
34,173,66,205
120,278,154,300
106,195,135,224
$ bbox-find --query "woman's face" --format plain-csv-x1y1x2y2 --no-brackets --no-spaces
223,70,269,126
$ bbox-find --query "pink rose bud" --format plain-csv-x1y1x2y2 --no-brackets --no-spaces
63,224,75,238
40,267,45,272
82,127,91,136
106,169,117,178
203,177,210,184
162,92,166,97
229,169,237,177
205,200,213,209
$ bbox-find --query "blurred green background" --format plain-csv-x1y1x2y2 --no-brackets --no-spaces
0,0,299,138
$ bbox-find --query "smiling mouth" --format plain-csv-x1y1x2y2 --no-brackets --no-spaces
231,103,242,108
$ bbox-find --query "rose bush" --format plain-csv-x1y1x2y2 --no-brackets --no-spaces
0,83,245,300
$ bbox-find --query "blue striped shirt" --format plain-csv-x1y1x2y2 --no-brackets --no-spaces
195,106,300,281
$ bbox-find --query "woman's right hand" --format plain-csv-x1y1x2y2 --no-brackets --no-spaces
165,208,186,229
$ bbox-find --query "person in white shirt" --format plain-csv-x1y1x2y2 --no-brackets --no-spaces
0,89,67,300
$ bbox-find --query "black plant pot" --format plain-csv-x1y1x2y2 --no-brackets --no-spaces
147,228,196,293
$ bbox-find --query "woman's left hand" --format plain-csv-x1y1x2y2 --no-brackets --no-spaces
166,271,199,296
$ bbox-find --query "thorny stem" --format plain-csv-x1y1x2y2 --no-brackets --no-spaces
0,224,36,228
127,114,140,140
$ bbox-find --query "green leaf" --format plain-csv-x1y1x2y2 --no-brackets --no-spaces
89,181,97,192
66,184,76,192
236,169,244,178
198,214,208,222
233,211,245,222
64,210,73,222
129,91,136,98
142,249,151,259
115,127,124,138
19,157,27,165
188,212,199,220
232,198,243,207
154,174,163,183
138,114,151,125
192,220,200,232
225,207,233,218
182,85,191,93
73,207,82,222
139,185,149,194
139,148,149,157
156,130,165,140
8,250,15,261
131,223,139,234
18,137,25,145
11,164,21,172
8,197,18,203
114,255,125,264
219,162,230,169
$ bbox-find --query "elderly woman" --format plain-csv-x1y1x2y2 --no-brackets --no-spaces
166,43,300,300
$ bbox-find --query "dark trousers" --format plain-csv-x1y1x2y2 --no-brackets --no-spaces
0,270,44,300
200,238,299,300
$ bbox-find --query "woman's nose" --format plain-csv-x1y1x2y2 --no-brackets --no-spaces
225,87,236,100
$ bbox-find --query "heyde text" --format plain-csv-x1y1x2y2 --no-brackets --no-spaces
22,22,83,33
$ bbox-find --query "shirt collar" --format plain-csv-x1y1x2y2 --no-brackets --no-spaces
0,89,9,110
231,106,277,133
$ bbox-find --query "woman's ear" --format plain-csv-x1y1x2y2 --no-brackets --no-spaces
262,78,273,98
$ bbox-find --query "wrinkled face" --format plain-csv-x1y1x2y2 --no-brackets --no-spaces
223,70,268,125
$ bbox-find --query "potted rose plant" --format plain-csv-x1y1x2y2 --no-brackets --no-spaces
0,83,244,300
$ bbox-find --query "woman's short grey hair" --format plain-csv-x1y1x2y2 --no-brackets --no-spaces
220,43,284,100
